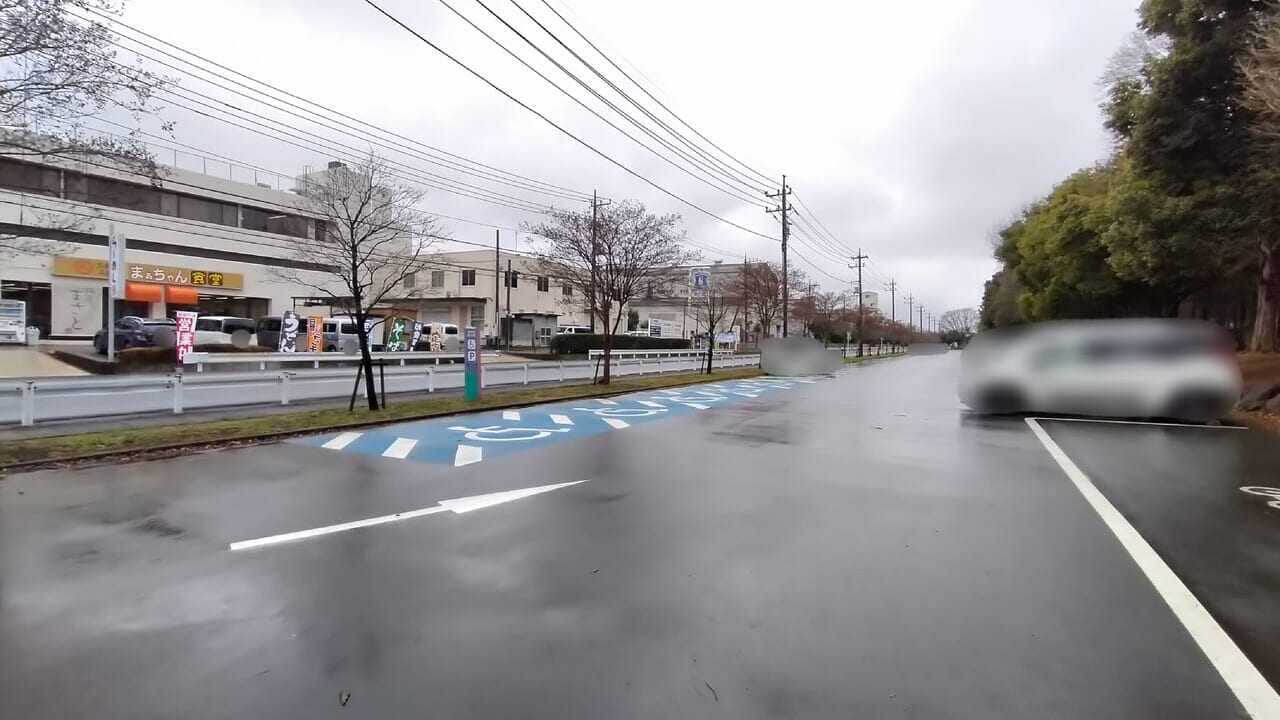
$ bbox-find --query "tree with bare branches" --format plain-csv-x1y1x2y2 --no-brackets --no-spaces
527,199,696,384
275,154,445,410
1,0,174,256
694,270,733,374
736,261,783,337
938,307,979,345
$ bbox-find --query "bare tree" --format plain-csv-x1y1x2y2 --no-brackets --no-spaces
737,261,783,337
275,154,445,410
938,307,980,343
527,199,696,384
811,290,846,347
1,0,174,256
694,271,733,374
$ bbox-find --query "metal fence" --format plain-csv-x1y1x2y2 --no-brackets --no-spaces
2,354,762,427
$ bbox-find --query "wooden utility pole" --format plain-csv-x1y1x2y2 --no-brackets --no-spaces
849,249,868,356
765,176,792,337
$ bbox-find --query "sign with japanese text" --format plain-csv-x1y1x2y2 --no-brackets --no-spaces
306,315,323,352
279,310,300,353
690,268,711,297
174,311,198,362
107,229,126,300
410,321,423,350
51,256,244,290
385,317,412,352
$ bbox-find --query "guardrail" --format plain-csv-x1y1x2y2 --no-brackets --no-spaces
182,350,475,372
587,349,733,360
3,354,762,427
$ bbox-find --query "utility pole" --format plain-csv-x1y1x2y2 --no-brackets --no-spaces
505,258,513,351
886,279,897,325
918,305,925,339
905,294,915,336
849,249,868,357
588,192,610,333
494,229,500,345
765,175,792,337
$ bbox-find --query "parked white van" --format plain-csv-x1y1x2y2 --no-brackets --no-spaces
322,316,386,352
193,316,256,347
419,322,460,351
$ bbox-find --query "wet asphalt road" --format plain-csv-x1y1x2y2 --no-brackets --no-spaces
1,351,1278,719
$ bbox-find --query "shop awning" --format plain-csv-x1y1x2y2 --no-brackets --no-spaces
124,282,163,302
164,285,199,304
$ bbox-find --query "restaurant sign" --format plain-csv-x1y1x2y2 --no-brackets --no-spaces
51,256,245,291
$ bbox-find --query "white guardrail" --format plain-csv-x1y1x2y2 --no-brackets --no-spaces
182,350,471,372
586,348,733,360
2,354,762,427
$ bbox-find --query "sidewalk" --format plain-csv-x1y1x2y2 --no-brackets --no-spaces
0,347,87,378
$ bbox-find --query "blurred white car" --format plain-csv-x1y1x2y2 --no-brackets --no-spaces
959,319,1240,423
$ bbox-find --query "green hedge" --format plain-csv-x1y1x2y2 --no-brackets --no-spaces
550,334,691,354
116,344,273,368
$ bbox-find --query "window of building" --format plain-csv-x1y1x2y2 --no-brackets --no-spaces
504,270,518,288
240,206,271,232
469,305,485,328
403,272,416,289
86,175,160,213
267,213,308,238
181,195,238,226
536,276,549,292
313,219,329,240
431,270,445,288
562,284,573,297
0,159,60,196
461,269,476,286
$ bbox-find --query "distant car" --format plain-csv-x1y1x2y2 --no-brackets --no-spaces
93,317,176,354
557,325,591,335
193,316,256,347
959,319,1241,423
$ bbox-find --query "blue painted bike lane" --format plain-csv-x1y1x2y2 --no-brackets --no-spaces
294,376,818,467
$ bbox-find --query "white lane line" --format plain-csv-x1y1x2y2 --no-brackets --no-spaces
382,438,417,459
230,506,449,550
1025,418,1280,718
454,444,483,466
322,432,362,450
602,418,630,429
549,414,573,425
597,399,618,405
1031,416,1247,431
502,410,521,421
638,400,664,408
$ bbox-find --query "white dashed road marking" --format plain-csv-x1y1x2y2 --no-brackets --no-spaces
502,410,521,421
597,399,618,405
383,438,417,459
454,444,483,466
682,403,709,410
602,418,629,429
638,400,664,408
322,432,362,450
549,414,573,425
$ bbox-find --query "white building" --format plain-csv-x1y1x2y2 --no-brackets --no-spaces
0,148,588,345
860,291,879,310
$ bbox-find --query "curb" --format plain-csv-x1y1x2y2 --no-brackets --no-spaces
0,370,763,474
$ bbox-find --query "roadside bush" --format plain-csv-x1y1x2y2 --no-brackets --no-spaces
549,334,690,355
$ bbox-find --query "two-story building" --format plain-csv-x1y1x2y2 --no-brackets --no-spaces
0,145,589,344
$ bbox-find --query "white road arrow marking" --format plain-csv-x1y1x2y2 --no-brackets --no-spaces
382,438,417,459
549,414,573,425
322,432,362,450
502,410,521,421
229,480,588,551
454,444,483,466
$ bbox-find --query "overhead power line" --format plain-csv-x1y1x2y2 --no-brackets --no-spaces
535,0,777,188
72,5,594,202
360,0,778,243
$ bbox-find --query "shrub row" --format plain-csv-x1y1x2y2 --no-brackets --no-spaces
549,334,690,355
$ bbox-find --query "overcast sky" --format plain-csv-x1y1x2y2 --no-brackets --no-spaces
115,0,1141,318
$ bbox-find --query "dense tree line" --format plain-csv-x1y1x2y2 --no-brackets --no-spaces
980,0,1280,351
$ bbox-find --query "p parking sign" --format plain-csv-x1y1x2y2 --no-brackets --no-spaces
464,326,481,400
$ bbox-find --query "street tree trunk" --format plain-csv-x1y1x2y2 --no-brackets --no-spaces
355,312,379,410
1249,236,1280,352
600,301,613,385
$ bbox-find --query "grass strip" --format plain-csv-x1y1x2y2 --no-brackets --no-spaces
0,368,762,470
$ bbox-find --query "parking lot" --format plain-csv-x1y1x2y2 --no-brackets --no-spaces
1,352,1276,719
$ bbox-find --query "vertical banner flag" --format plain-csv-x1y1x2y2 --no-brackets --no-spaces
385,317,411,352
464,326,481,400
279,310,300,352
306,315,323,352
107,228,127,300
409,321,423,351
174,310,198,362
